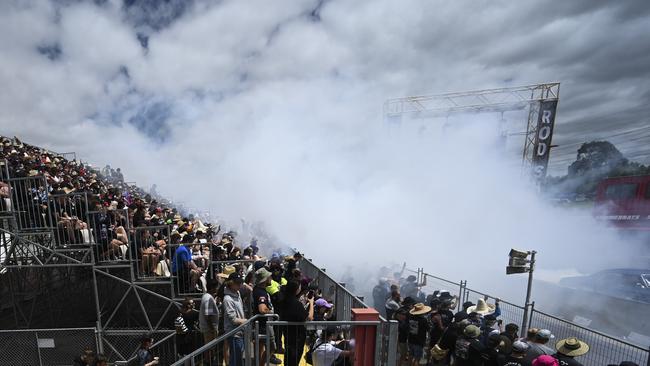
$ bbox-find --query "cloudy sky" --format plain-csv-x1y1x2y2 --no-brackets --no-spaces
2,0,649,294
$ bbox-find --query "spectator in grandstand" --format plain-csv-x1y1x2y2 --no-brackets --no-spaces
72,346,95,366
199,280,220,363
252,267,283,365
480,315,503,345
373,279,389,317
454,324,486,366
136,335,159,366
223,272,247,366
385,290,401,320
532,355,559,366
314,298,335,321
429,297,454,348
408,303,431,366
501,323,520,343
400,275,419,300
95,354,108,366
312,325,354,366
172,235,203,292
104,224,128,260
552,337,589,366
524,329,555,362
280,280,314,366
454,301,475,323
175,298,199,357
499,340,532,366
395,296,415,365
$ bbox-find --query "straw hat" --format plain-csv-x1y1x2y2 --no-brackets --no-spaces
217,265,236,279
409,303,432,316
555,337,589,357
466,298,496,315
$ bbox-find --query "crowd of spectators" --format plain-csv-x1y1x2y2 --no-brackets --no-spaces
173,249,354,366
2,136,642,366
372,274,640,366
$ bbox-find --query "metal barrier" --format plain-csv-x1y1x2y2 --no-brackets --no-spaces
298,258,369,321
110,330,177,366
461,286,526,332
47,192,91,247
529,308,650,366
408,266,650,365
172,314,277,366
170,243,211,297
265,320,398,366
8,176,50,230
132,225,172,281
0,327,98,366
87,208,130,263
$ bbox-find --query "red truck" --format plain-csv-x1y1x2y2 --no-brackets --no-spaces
594,175,650,229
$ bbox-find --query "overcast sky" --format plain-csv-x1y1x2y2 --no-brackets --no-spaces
2,0,650,292
2,0,649,174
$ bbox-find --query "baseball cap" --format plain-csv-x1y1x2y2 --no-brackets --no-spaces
512,340,529,353
227,272,243,284
536,329,555,340
315,298,333,309
532,355,559,366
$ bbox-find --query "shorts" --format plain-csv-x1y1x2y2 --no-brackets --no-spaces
409,344,424,360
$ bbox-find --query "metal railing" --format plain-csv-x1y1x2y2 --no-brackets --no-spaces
298,258,369,321
48,192,91,247
8,176,50,230
87,208,131,263
112,331,177,366
408,266,650,366
0,327,98,366
172,314,278,366
529,308,650,366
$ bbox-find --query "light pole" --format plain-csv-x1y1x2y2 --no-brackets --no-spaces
506,249,536,336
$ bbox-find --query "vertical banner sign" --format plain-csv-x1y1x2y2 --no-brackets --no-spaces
532,100,558,180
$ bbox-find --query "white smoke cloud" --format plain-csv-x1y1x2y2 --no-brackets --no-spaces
1,0,649,305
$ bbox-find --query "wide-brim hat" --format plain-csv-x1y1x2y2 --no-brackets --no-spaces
255,268,272,285
464,324,480,338
409,303,432,316
466,298,496,315
555,337,589,357
217,265,236,279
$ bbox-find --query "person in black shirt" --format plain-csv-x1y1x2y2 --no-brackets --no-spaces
455,325,486,366
252,268,282,365
455,301,475,323
280,280,314,366
501,323,519,343
407,303,431,366
552,337,589,366
499,340,531,366
395,296,415,365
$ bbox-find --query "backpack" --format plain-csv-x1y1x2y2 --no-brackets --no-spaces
304,340,324,365
454,338,471,360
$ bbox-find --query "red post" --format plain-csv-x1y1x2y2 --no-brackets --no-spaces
352,308,379,366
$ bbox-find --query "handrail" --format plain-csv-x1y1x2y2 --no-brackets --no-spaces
530,308,650,352
171,314,279,366
119,331,176,365
0,327,97,333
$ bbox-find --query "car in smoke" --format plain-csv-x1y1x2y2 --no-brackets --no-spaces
559,269,650,303
593,175,650,229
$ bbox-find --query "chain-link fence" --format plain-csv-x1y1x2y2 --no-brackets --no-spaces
0,327,97,366
407,266,650,366
529,308,650,366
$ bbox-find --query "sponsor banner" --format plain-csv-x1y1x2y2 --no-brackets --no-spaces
532,100,558,180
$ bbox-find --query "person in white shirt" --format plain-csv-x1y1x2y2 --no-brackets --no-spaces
313,326,354,366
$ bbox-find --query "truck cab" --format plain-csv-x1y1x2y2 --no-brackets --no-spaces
594,175,650,229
